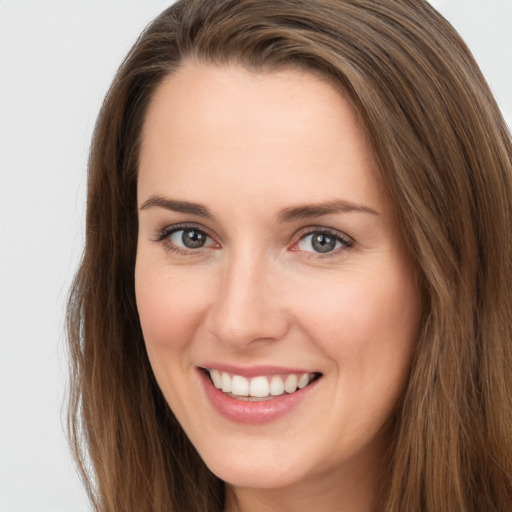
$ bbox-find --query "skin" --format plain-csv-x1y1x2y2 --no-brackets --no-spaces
135,62,422,512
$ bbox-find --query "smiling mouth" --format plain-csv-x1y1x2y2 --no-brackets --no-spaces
202,368,322,401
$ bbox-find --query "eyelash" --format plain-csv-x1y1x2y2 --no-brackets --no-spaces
156,223,218,256
154,223,354,258
294,227,354,259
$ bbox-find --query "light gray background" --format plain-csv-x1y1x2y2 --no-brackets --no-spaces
0,1,510,511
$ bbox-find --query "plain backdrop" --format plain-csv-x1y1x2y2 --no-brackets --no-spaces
0,1,510,511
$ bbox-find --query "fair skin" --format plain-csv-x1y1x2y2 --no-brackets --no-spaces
135,62,422,512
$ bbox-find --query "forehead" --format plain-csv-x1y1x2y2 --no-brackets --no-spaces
138,62,387,215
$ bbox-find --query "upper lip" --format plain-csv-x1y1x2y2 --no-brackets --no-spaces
198,363,321,378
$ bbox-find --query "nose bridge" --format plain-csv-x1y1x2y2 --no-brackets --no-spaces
206,246,288,347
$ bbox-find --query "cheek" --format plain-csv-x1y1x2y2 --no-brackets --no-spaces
134,260,207,358
291,264,421,378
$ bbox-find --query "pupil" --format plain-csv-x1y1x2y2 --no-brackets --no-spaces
312,234,336,253
182,230,206,249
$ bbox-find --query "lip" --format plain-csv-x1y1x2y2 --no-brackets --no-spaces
197,366,321,424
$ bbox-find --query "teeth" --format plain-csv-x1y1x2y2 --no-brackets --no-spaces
284,374,298,393
231,375,249,396
250,376,269,397
210,369,222,389
297,373,310,389
221,372,232,393
208,370,315,398
269,375,284,396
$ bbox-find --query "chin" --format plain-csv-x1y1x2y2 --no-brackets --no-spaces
207,456,304,489
189,434,304,488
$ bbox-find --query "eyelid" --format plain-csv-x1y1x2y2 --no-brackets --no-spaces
295,225,354,243
290,225,354,255
156,222,216,241
155,222,220,255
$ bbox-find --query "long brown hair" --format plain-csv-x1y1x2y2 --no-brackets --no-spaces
67,1,512,510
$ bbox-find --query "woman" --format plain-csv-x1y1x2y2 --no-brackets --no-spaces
67,0,512,511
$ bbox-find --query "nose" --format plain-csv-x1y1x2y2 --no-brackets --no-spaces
204,251,290,349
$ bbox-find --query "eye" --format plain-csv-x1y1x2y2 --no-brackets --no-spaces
296,229,353,255
158,225,217,253
170,228,211,249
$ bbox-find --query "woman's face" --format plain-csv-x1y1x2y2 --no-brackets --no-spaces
135,63,422,501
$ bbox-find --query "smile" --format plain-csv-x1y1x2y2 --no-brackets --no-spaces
206,369,318,400
198,366,322,423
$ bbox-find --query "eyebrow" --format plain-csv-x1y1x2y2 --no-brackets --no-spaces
139,195,215,219
139,195,379,222
277,200,379,222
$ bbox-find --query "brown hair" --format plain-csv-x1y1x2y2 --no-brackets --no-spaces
67,1,512,510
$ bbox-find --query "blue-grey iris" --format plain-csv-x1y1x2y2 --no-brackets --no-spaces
312,233,336,253
182,229,207,248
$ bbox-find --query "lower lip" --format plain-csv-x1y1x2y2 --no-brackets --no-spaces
198,369,320,424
